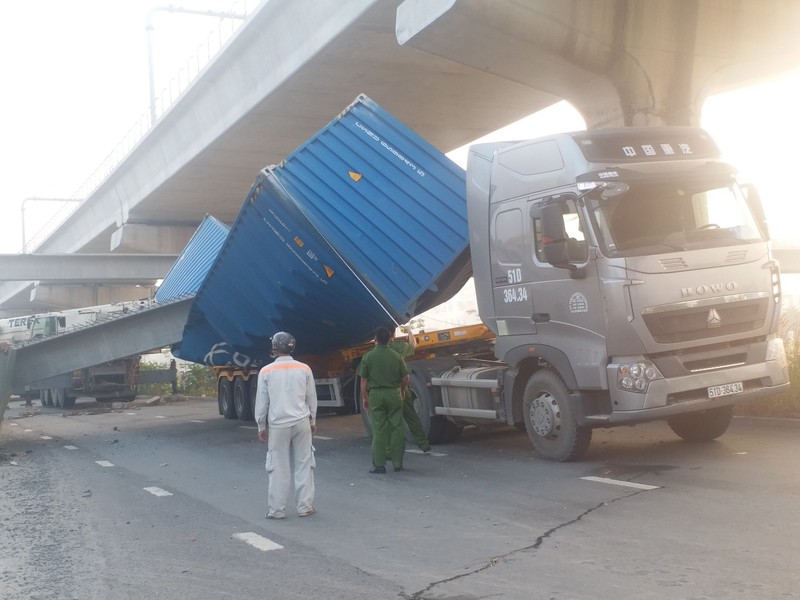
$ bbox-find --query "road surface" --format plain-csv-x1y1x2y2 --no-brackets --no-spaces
1,396,798,599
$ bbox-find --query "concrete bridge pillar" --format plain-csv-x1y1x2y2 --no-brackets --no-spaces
397,0,800,129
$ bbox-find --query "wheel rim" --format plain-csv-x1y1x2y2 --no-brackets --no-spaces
530,391,561,438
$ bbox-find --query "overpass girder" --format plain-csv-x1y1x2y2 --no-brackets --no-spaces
397,0,800,128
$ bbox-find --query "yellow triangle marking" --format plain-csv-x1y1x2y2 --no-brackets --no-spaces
348,171,363,182
324,265,335,278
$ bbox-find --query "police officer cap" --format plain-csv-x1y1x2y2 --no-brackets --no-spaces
271,331,296,354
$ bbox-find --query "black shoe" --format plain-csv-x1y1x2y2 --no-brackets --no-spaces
394,466,404,472
368,466,387,474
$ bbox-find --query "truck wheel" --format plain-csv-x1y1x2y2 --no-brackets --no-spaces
248,376,258,421
62,390,76,409
41,389,52,407
356,375,372,437
408,372,445,444
218,378,236,419
233,376,252,421
522,370,591,462
667,405,733,442
53,388,63,408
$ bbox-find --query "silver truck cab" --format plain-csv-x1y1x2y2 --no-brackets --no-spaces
465,127,789,460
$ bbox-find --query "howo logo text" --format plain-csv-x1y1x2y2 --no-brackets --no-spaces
680,282,737,297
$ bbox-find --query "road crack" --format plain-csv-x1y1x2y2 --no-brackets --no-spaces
405,488,650,600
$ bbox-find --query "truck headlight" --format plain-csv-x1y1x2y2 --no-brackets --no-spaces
766,336,787,370
617,360,663,393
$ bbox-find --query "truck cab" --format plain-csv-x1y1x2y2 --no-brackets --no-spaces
453,127,790,460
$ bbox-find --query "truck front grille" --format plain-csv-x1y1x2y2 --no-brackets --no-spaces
642,296,769,344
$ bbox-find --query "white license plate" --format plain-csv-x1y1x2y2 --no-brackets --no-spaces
707,382,744,398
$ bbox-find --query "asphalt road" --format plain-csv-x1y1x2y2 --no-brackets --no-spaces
1,396,799,600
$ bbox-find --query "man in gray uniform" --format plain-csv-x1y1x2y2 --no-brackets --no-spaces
255,331,318,519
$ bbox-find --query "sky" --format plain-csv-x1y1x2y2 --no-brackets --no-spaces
1,0,798,261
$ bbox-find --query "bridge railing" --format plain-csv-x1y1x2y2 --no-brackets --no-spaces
24,0,257,254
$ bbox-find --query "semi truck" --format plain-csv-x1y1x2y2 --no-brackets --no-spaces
162,96,789,460
0,300,175,407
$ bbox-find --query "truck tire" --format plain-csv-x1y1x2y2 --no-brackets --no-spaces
667,405,733,442
233,376,252,421
218,378,236,420
62,390,76,409
408,372,445,444
248,376,258,421
522,369,591,462
53,388,63,408
42,389,53,407
356,375,372,437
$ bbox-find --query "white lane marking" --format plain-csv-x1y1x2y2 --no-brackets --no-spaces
313,436,332,440
126,412,137,416
144,486,173,497
406,448,447,457
233,532,283,552
40,435,53,440
190,420,205,423
239,425,257,430
95,460,115,467
581,476,660,491
8,422,18,426
9,461,18,466
64,445,78,450
155,415,167,419
23,429,32,433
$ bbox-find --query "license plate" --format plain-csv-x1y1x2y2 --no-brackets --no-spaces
707,382,743,398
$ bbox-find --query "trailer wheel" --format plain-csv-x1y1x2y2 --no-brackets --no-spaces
667,405,733,442
62,390,76,409
248,375,258,421
218,378,236,419
233,376,252,421
53,388,63,408
522,369,591,462
41,389,53,407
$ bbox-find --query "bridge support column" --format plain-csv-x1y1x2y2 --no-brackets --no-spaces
0,346,17,431
110,223,198,253
397,0,800,129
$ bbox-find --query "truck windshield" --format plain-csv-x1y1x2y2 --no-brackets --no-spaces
587,179,763,257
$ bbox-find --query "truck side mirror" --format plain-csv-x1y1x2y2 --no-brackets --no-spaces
540,202,569,264
742,183,770,240
539,201,586,279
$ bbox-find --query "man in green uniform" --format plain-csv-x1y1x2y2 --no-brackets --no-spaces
358,326,409,473
387,327,432,454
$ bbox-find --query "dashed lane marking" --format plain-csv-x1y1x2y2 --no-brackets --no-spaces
95,460,115,467
40,435,53,440
126,412,137,416
23,429,32,433
155,415,167,419
580,476,660,491
239,426,257,430
8,422,18,426
190,420,205,423
144,486,174,497
233,532,283,552
64,445,78,450
313,436,332,440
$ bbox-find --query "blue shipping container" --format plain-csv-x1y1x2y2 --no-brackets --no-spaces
172,94,469,367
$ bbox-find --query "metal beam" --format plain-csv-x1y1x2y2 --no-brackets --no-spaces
10,297,193,388
0,254,177,282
